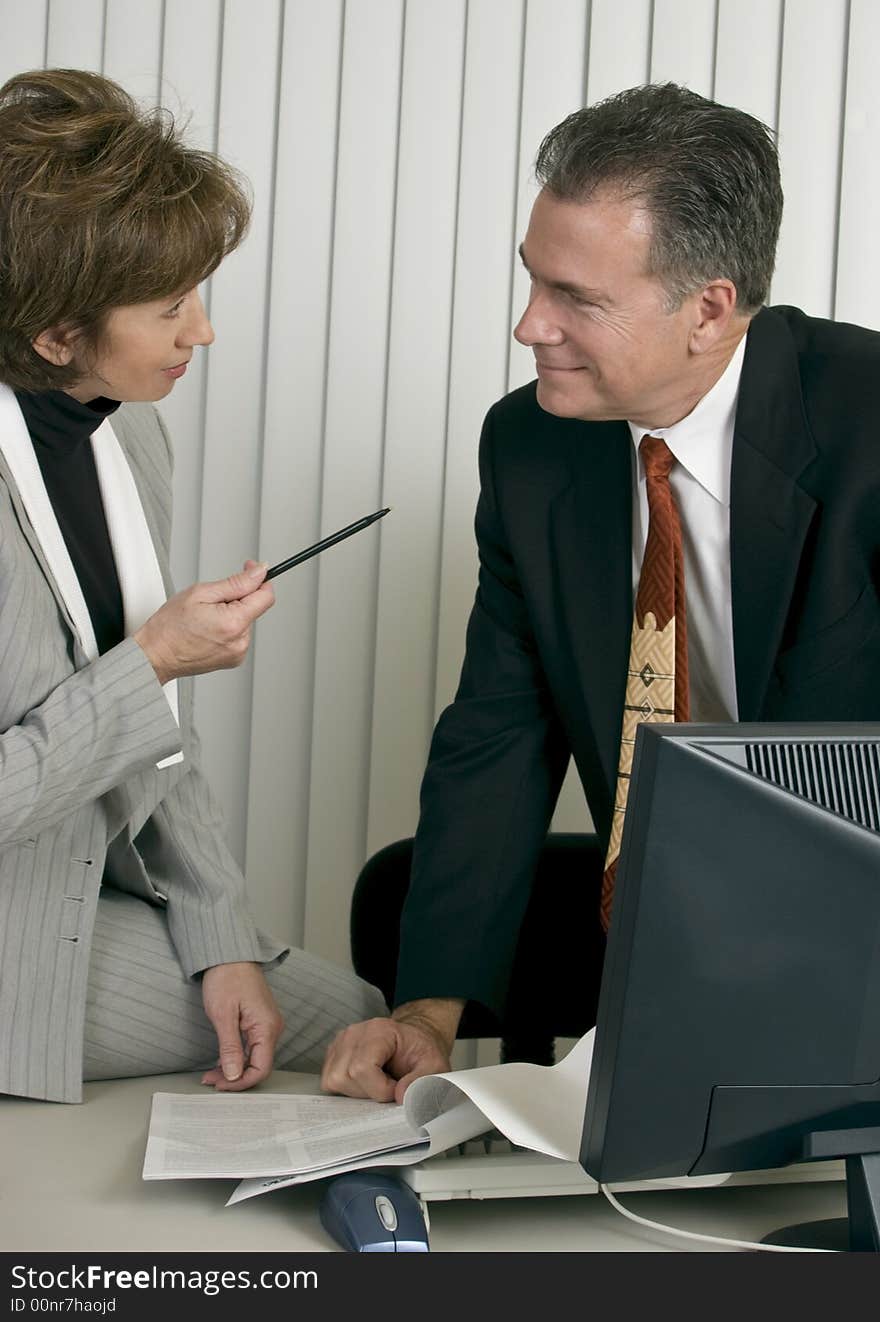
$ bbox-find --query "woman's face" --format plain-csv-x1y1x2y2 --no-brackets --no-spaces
37,288,215,403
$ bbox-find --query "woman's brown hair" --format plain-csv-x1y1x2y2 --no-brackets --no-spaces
0,68,251,391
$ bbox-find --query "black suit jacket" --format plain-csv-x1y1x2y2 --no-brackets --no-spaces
395,305,880,1016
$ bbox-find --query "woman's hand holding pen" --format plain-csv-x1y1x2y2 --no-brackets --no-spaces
133,559,275,685
133,510,390,685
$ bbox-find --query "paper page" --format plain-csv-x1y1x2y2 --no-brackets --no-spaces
142,1091,427,1180
226,1145,427,1205
149,1028,731,1205
227,1093,492,1205
404,1029,596,1161
418,1093,493,1153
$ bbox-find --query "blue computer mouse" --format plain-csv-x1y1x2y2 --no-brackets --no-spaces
319,1171,430,1253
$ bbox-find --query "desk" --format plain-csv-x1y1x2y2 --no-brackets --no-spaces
0,1071,847,1253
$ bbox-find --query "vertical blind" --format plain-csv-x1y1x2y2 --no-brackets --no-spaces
1,0,876,967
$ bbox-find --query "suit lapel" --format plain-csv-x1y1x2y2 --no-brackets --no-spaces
550,419,633,795
0,384,93,663
730,309,818,719
108,414,176,601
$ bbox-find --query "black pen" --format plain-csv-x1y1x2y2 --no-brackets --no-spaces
264,508,391,580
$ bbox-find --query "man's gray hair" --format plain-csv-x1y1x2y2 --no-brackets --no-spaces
534,83,783,314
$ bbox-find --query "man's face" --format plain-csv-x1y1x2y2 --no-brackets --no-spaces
514,188,701,428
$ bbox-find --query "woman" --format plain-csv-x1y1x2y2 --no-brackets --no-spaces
0,68,385,1103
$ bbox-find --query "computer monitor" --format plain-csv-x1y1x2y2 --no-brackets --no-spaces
580,723,880,1251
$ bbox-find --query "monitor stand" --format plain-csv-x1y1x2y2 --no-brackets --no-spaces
762,1143,880,1252
762,1216,853,1252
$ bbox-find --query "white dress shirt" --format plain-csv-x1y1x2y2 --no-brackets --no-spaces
627,332,747,723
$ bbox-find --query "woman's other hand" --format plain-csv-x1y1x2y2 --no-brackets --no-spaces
200,961,284,1091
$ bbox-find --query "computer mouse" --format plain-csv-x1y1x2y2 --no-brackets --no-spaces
319,1170,430,1253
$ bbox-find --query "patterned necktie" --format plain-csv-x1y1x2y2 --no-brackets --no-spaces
600,434,689,931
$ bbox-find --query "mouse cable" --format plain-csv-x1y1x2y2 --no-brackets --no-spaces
599,1183,837,1253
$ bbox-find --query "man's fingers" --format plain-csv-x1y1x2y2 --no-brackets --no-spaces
393,1043,451,1103
321,1049,397,1101
319,1018,448,1102
321,1021,401,1101
394,1070,425,1104
331,1063,398,1103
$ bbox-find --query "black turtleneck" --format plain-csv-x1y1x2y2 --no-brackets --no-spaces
14,389,126,655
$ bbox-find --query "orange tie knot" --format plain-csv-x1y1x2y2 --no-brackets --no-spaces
640,433,675,482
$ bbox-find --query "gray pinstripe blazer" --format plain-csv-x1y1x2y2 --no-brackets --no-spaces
0,399,283,1102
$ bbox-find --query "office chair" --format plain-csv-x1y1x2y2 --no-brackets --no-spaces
350,833,606,1067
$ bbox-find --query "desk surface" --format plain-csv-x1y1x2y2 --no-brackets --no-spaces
0,1071,847,1254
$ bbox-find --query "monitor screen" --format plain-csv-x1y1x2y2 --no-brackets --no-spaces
580,723,880,1247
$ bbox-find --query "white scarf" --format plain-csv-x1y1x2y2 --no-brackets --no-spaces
0,384,182,769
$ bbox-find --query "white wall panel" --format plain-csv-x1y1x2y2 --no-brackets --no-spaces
365,0,467,863
508,0,590,394
158,0,224,592
45,0,105,71
102,0,163,103
586,0,652,104
192,0,283,863
244,0,344,943
772,0,848,315
650,0,717,95
0,1,47,86
160,0,222,151
303,0,405,966
835,0,880,330
714,0,782,127
435,0,526,720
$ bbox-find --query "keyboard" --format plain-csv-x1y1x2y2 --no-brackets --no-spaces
400,1132,845,1202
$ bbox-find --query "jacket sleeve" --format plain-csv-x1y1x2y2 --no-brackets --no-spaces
0,636,183,847
394,402,570,1017
130,719,288,978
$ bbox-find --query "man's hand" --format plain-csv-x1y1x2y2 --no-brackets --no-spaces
134,561,275,685
321,999,464,1103
200,961,284,1092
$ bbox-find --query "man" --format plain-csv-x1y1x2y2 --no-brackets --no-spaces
322,83,880,1102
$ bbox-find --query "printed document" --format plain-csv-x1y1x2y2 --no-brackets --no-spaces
143,1030,596,1204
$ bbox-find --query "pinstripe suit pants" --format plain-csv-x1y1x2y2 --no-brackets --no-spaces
82,889,387,1080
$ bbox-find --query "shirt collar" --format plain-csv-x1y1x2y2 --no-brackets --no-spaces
14,389,121,455
627,330,747,508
